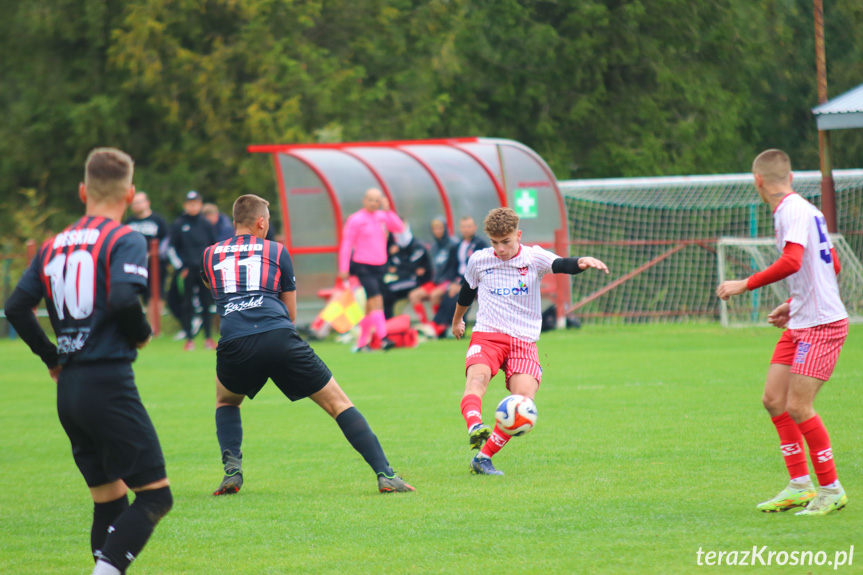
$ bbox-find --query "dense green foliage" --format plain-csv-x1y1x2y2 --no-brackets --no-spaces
1,325,861,573
1,0,862,235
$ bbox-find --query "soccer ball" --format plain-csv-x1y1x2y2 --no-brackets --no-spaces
494,395,538,436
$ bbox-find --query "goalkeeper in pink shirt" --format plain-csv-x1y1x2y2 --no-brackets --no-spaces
339,188,405,351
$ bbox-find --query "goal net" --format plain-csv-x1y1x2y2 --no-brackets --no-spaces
717,235,863,327
559,170,863,326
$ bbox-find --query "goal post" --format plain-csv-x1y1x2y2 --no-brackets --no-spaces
717,235,863,327
560,170,863,326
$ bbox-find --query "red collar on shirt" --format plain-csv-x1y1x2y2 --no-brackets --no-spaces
492,244,522,260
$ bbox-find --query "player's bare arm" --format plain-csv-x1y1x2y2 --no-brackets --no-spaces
452,281,479,339
719,242,805,302
280,290,298,322
767,301,791,329
452,304,468,340
716,279,748,300
577,256,609,273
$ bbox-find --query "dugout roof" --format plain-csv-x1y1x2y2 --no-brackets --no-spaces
249,137,570,319
812,82,863,131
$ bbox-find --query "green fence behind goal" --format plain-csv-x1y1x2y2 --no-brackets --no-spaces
559,170,863,325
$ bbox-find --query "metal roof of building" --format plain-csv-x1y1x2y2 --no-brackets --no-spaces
812,82,863,130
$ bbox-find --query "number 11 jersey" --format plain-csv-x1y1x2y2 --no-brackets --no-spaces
202,234,297,343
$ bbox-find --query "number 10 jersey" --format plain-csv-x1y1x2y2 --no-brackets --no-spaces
17,216,150,364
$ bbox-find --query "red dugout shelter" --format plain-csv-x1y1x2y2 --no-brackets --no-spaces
248,137,571,323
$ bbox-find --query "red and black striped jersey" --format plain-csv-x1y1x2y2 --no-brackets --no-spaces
16,216,149,363
202,234,296,342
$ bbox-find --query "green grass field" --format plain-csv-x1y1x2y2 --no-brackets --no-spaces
1,324,861,574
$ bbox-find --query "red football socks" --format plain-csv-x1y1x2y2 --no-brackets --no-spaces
479,425,511,459
460,394,483,430
798,414,837,486
770,412,809,480
413,303,428,323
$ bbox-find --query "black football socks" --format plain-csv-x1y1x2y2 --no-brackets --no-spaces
216,405,243,463
97,486,173,572
336,406,393,476
91,495,129,562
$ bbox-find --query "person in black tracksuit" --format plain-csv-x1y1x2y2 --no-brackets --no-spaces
124,192,169,304
168,190,217,349
381,226,432,319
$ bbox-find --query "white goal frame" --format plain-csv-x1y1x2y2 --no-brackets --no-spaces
717,234,863,327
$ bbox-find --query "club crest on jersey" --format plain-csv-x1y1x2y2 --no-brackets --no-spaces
518,266,529,275
484,269,494,275
489,280,528,297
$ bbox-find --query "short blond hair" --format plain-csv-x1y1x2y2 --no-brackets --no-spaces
202,203,220,217
84,148,134,201
483,207,519,237
233,194,269,227
752,149,792,184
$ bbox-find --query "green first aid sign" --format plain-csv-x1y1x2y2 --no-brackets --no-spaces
513,188,538,218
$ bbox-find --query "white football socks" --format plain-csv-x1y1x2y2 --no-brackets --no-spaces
92,560,121,575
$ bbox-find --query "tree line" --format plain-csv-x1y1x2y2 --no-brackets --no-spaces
1,0,862,240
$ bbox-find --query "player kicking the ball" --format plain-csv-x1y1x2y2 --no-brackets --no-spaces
452,207,609,475
717,149,848,516
203,194,414,495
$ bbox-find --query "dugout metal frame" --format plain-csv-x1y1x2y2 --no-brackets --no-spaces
248,138,571,322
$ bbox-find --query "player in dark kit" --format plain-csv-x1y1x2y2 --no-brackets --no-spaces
168,190,217,350
202,194,415,495
4,148,172,575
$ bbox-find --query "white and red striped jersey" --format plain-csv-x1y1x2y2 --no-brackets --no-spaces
464,244,558,342
773,193,847,329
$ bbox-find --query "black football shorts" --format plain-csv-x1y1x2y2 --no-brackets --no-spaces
216,328,332,401
349,261,386,298
57,361,167,488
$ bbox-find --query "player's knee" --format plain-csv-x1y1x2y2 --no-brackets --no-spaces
786,403,814,424
761,392,783,414
465,375,490,395
134,486,173,525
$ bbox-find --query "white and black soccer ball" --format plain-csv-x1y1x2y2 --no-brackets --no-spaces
494,394,538,437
